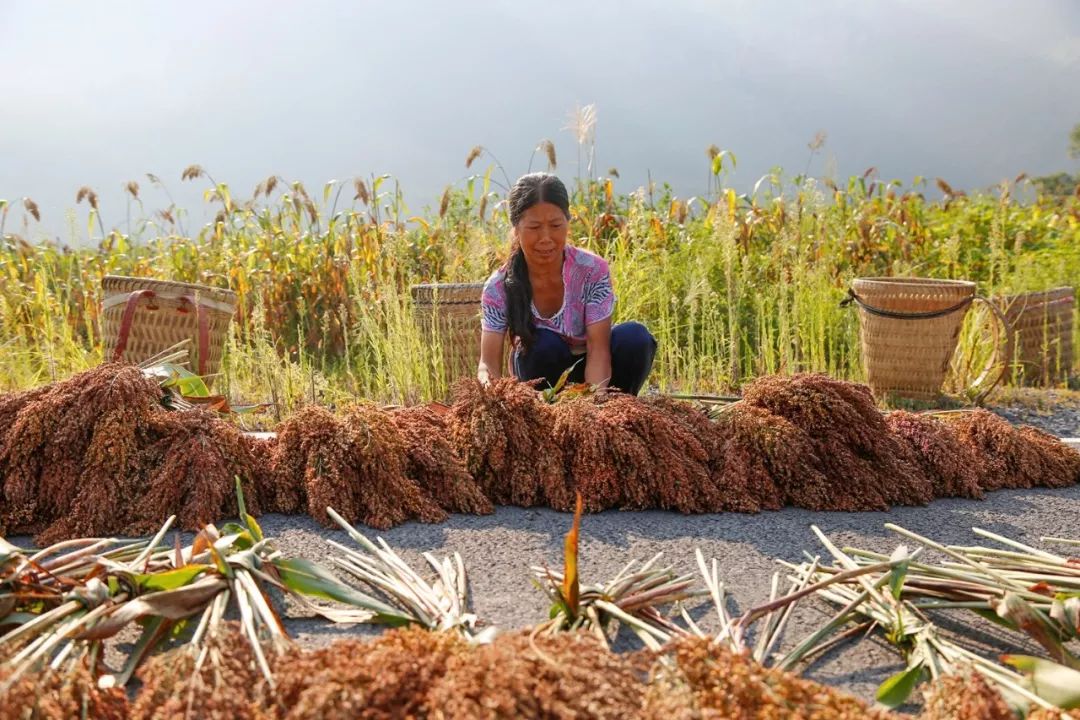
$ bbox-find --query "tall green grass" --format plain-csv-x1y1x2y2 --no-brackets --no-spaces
2,168,1078,411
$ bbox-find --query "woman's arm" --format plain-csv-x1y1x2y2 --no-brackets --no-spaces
584,317,612,388
477,330,506,383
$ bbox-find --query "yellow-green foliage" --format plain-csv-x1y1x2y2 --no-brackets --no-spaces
1,170,1078,409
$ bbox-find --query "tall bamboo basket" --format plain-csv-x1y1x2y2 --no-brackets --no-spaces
101,276,237,386
848,277,994,401
410,283,485,387
997,287,1075,385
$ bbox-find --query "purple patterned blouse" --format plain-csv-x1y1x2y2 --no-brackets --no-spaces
481,245,615,351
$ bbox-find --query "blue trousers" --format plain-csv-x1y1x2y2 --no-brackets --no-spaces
512,322,657,395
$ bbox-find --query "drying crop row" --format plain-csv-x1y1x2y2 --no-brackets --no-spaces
3,502,1079,719
1,366,1078,543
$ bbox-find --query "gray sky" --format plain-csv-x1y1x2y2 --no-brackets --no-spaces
2,0,1079,242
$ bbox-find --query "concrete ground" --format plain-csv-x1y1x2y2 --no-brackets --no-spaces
265,483,1080,703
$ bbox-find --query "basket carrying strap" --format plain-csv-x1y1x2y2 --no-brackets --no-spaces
841,289,973,319
112,290,210,376
178,294,210,377
112,289,156,364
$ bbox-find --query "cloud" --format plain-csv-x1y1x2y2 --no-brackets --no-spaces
2,0,1078,240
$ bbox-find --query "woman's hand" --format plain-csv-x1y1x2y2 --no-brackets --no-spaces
477,330,506,384
584,317,613,390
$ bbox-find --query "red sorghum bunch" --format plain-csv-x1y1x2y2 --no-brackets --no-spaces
264,405,335,516
0,654,129,720
0,385,49,448
886,411,984,499
740,374,935,510
549,394,651,512
611,394,726,512
642,637,896,720
390,406,494,516
427,630,647,719
122,409,265,537
47,411,262,545
270,403,446,529
1028,710,1080,720
269,626,467,720
711,404,819,512
0,364,162,537
947,409,1043,491
1,365,269,543
1017,425,1080,489
946,409,1079,491
641,396,765,513
448,379,564,507
742,374,887,454
131,622,274,720
918,672,1014,720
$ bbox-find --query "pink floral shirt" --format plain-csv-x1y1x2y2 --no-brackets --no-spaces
481,245,615,351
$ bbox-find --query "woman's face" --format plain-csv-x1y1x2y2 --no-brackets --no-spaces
515,202,568,271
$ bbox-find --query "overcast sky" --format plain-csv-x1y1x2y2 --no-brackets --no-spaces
2,0,1079,241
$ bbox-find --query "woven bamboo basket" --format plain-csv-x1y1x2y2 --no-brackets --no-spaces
849,277,985,400
997,287,1075,385
410,283,486,386
101,276,237,386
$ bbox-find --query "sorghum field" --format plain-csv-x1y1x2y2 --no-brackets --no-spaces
3,156,1080,719
2,158,1078,408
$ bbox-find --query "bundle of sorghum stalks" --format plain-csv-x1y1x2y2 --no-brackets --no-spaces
918,673,1016,720
642,638,897,720
0,656,129,720
33,624,1041,720
2,368,1077,542
266,401,494,529
389,405,494,516
0,364,264,543
885,411,985,499
550,394,730,513
944,409,1080,491
706,374,1079,512
728,373,936,511
267,403,448,529
448,379,566,507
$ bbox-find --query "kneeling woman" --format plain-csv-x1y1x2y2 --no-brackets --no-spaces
477,173,656,395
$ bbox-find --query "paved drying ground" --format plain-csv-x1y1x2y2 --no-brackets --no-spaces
265,395,1075,703
267,402,1080,704
11,400,1080,706
266,484,1080,704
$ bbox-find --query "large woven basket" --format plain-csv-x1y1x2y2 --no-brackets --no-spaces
849,277,983,400
997,287,1075,385
410,283,485,387
101,276,237,385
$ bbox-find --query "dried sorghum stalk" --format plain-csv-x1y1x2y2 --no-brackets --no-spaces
270,403,446,529
919,672,1014,720
947,409,1080,491
739,374,935,510
390,406,494,516
886,411,984,499
642,637,896,719
269,626,466,720
132,622,273,720
448,379,564,508
428,631,646,720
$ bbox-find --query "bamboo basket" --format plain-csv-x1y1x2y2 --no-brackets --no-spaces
848,277,1003,401
996,287,1075,385
101,276,237,386
410,283,486,387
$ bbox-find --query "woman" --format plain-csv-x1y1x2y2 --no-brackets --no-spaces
477,172,656,395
